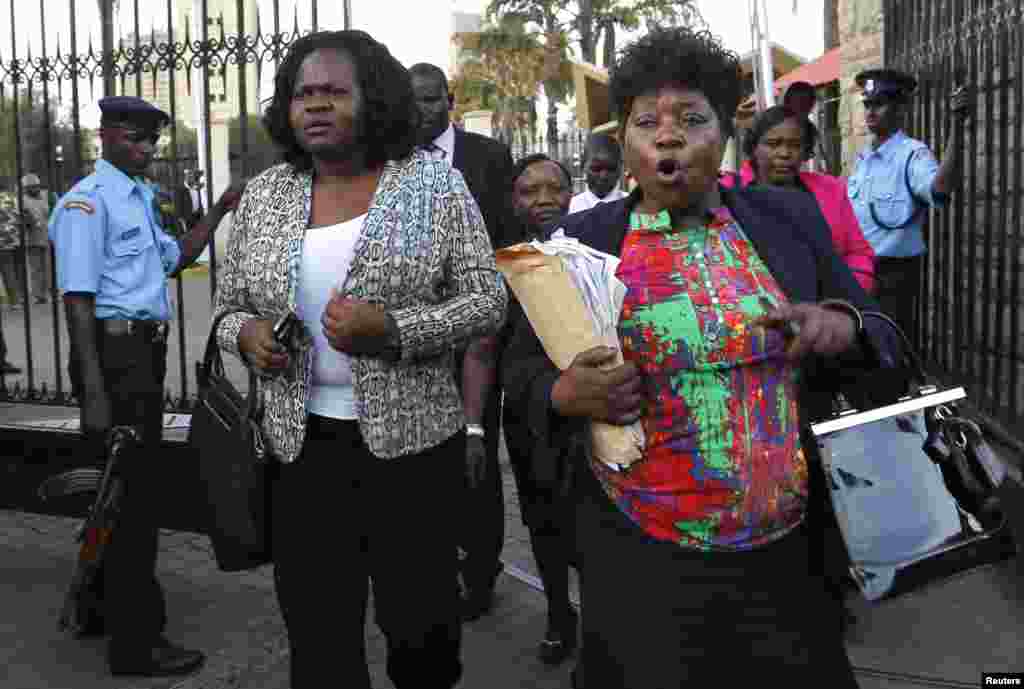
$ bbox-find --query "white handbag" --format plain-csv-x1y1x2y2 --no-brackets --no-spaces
810,314,1016,601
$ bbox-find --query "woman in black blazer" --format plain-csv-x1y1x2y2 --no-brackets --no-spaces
502,27,906,688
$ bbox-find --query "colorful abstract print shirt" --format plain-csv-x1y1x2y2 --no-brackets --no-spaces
595,207,808,551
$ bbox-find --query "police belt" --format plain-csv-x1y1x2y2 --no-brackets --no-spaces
97,318,169,344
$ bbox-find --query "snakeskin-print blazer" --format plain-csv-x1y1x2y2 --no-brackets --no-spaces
212,154,507,461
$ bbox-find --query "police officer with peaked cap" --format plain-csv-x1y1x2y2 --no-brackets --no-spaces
847,68,972,339
48,96,246,677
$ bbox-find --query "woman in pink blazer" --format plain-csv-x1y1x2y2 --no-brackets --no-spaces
722,105,876,293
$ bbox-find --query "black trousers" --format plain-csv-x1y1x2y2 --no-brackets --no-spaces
874,254,923,343
272,415,463,689
575,464,859,688
455,352,505,595
72,328,169,657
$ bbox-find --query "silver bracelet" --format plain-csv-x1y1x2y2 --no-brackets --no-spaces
466,424,485,438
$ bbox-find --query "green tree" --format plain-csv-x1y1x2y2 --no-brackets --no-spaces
0,90,86,191
488,0,575,156
159,119,199,162
454,13,547,146
493,0,704,68
229,114,282,179
581,0,705,67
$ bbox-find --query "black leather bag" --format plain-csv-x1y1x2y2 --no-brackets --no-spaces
809,312,1017,602
189,312,272,572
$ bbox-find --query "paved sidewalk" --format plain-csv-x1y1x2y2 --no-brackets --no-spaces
2,446,1022,688
0,456,578,689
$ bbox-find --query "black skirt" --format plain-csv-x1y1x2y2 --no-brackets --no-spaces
502,408,582,572
574,463,859,688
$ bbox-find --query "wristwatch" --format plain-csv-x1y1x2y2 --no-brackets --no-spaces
466,424,486,439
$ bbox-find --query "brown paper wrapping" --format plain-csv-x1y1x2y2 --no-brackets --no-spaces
496,243,644,469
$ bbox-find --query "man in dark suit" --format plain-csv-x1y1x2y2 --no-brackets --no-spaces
410,62,515,622
173,169,205,231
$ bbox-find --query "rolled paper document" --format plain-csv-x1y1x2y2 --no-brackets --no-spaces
496,242,645,470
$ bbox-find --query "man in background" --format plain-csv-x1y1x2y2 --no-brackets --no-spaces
20,173,53,304
174,169,205,231
410,61,515,622
568,133,625,214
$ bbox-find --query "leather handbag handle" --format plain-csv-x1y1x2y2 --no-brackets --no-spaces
203,310,261,420
861,310,928,385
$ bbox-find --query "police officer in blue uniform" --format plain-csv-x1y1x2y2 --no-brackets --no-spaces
847,69,972,338
48,96,245,677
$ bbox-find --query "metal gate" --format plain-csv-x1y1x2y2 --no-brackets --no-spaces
885,0,1024,435
0,0,336,410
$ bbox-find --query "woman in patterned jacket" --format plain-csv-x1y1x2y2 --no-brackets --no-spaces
503,27,906,688
211,30,506,689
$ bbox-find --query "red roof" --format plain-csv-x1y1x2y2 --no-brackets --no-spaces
775,46,840,93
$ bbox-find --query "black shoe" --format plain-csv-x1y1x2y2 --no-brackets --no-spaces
538,608,578,666
460,588,495,623
74,613,106,639
1,361,21,374
840,604,858,635
109,638,205,677
570,662,584,689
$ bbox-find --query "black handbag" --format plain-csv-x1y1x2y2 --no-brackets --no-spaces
189,312,272,572
809,312,1017,602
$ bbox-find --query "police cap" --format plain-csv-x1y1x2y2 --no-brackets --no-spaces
98,96,170,130
855,69,917,105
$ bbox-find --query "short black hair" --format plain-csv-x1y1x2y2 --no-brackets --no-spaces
513,153,573,189
263,30,420,171
408,63,450,95
583,133,622,165
742,105,818,160
610,27,742,139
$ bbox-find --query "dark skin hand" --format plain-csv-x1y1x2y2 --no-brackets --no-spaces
64,294,110,433
462,334,499,490
321,290,397,357
755,303,858,360
732,94,759,134
172,181,247,275
550,346,645,425
465,436,487,489
239,318,290,375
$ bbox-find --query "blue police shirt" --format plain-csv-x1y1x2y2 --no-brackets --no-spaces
847,130,946,258
48,159,181,320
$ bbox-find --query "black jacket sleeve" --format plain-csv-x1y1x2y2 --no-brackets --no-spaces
501,294,586,486
487,142,517,250
786,192,910,413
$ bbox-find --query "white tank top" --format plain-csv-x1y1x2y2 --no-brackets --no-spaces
296,213,366,420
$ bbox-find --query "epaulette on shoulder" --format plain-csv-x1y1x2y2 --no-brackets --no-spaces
62,199,96,214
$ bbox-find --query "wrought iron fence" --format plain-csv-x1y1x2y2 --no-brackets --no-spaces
0,0,332,410
885,0,1024,433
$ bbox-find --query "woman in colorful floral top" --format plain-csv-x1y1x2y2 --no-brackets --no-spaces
503,27,906,688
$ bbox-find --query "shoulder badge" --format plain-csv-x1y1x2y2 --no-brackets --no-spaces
63,200,95,214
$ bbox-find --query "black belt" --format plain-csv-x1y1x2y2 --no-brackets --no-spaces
98,319,169,343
